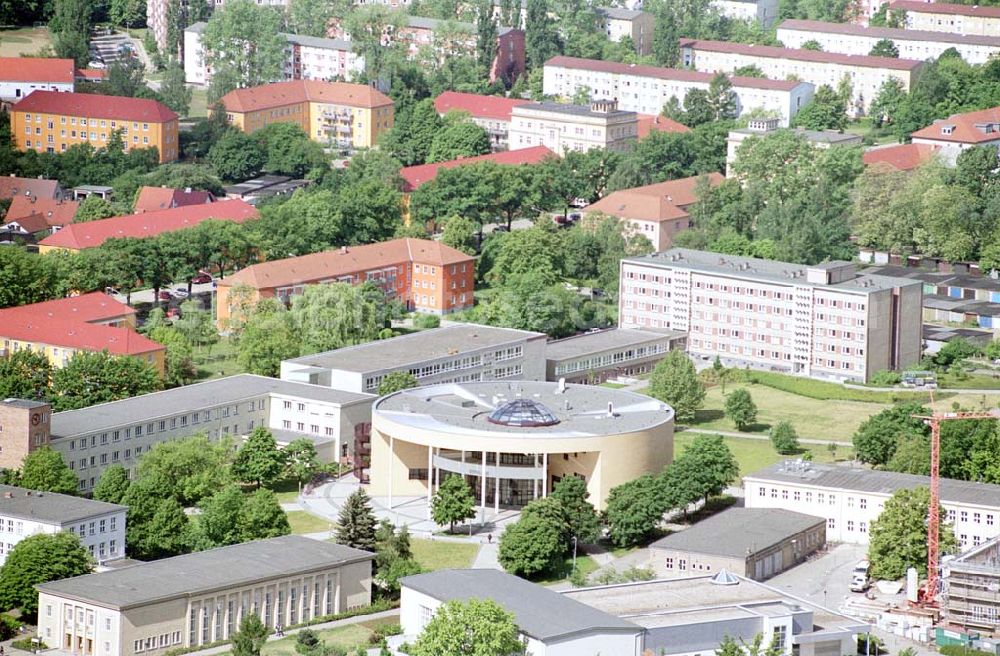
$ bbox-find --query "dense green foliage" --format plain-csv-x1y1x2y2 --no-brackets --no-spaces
410,599,525,656
648,350,706,423
431,474,477,532
868,487,957,580
0,533,92,618
335,488,378,550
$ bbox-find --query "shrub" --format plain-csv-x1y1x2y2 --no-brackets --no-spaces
413,313,441,329
871,370,901,386
0,614,20,641
369,623,403,644
939,647,994,656
11,637,46,651
769,421,800,455
748,371,936,403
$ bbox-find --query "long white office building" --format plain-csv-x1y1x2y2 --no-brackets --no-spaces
890,1,1000,38
776,19,1000,65
618,248,923,383
745,461,1000,551
680,39,922,115
543,55,814,127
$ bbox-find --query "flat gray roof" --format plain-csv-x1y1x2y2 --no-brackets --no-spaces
282,33,352,51
731,127,863,144
401,569,641,641
624,248,921,294
545,328,684,362
745,461,1000,508
37,536,373,609
516,101,635,119
284,324,545,373
649,508,825,558
0,485,124,525
1,398,48,409
375,380,674,438
50,374,372,439
597,6,646,19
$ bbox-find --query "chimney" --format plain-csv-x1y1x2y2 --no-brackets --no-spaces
341,245,348,254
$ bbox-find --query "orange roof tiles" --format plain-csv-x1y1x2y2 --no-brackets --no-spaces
219,238,475,291
680,38,923,71
133,186,214,213
400,145,555,192
582,173,723,223
433,91,531,122
8,292,135,324
0,175,60,201
910,106,1000,144
14,90,178,123
862,143,938,171
636,113,690,139
221,80,393,114
889,1,1000,19
39,199,258,250
0,57,75,84
5,196,79,228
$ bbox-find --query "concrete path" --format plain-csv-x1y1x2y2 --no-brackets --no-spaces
280,502,301,511
680,426,853,447
471,540,500,569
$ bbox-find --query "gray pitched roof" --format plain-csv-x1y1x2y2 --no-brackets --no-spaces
37,536,373,609
649,508,824,558
0,485,124,525
401,569,641,641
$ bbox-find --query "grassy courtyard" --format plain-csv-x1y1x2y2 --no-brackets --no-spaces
410,538,478,571
674,432,854,477
0,27,51,57
259,618,399,656
286,510,333,535
193,335,244,380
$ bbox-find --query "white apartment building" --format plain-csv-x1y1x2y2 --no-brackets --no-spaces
712,0,780,28
726,118,862,175
777,19,1000,65
618,248,923,383
680,39,921,115
544,55,813,127
745,461,1000,550
0,485,126,566
596,7,656,55
508,99,638,153
890,1,1000,38
149,0,291,52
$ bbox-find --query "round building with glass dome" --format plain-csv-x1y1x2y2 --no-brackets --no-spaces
367,380,674,515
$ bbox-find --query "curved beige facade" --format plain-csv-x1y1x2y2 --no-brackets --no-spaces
368,381,674,513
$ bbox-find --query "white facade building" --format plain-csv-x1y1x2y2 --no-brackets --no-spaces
509,99,638,153
777,19,1000,65
726,118,863,175
544,55,813,127
745,461,1000,550
183,23,209,85
712,0,780,27
595,8,656,55
0,57,75,103
0,485,126,565
618,248,923,383
680,39,921,115
891,1,1000,38
909,106,1000,165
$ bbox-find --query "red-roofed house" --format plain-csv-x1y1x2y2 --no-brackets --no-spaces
12,91,180,162
216,238,476,327
399,145,555,192
0,175,60,201
75,68,108,83
636,113,690,139
862,143,938,171
0,196,79,242
0,57,74,103
37,199,258,253
133,186,215,213
0,293,165,374
582,173,724,250
434,91,532,151
910,107,1000,165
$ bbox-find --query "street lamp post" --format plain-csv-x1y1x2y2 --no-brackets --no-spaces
572,536,578,572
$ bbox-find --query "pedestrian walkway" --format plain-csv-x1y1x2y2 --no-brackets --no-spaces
471,539,500,569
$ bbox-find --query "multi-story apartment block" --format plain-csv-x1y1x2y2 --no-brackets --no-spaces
595,7,655,55
712,0,780,27
777,19,1000,65
0,57,74,102
618,248,923,383
37,536,372,656
41,374,373,493
37,199,258,253
0,294,166,376
149,0,292,52
509,99,638,153
680,39,921,115
890,1,1000,38
726,118,862,175
0,485,126,565
281,324,548,394
745,460,1000,550
544,56,813,127
285,33,364,81
215,238,475,327
11,91,179,162
910,106,1000,165
219,80,393,150
433,91,531,151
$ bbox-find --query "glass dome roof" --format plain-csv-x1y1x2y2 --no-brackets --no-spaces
487,399,561,427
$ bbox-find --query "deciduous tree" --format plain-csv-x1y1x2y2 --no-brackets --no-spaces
92,465,131,504
427,121,491,163
724,388,758,431
431,474,476,532
232,614,269,656
20,447,78,496
201,0,285,93
283,439,319,484
51,351,162,412
410,599,525,656
122,478,192,560
137,434,233,506
159,63,193,116
648,350,705,422
852,403,929,467
670,434,740,505
868,487,957,580
769,421,800,455
498,512,564,578
605,474,669,547
0,532,92,618
232,427,285,489
550,475,601,543
378,371,419,396
208,130,266,182
289,283,381,354
0,350,52,401
50,0,92,67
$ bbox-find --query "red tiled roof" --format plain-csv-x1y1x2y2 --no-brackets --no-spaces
133,186,214,213
636,113,691,139
582,173,723,223
13,90,178,123
38,199,258,250
889,1,1000,19
1,212,50,235
910,106,1000,144
8,292,135,324
433,91,531,122
0,57,75,84
862,143,938,170
400,145,555,192
680,38,922,71
219,238,475,291
75,68,108,81
544,55,806,91
6,196,79,227
0,175,60,201
221,80,393,114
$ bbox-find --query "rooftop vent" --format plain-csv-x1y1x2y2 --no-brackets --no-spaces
710,569,740,586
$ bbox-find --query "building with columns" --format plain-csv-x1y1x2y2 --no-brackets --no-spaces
35,536,373,656
367,380,674,518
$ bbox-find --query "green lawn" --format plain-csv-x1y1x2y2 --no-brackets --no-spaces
936,372,1000,390
748,370,939,404
259,619,398,656
534,553,602,585
674,433,854,477
410,538,478,571
268,478,301,504
286,510,333,535
188,87,208,118
0,26,51,57
193,335,244,380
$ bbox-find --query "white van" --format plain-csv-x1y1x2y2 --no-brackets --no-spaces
850,561,870,592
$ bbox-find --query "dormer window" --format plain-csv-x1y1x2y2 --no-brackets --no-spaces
941,125,955,135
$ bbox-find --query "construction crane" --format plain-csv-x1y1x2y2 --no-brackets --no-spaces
912,406,1000,605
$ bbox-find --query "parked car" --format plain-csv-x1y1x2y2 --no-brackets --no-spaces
849,561,870,592
190,272,212,284
158,290,172,301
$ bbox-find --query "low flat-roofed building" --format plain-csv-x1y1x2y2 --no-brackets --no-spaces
727,118,862,175
0,484,126,565
648,508,826,580
281,324,548,394
943,535,1000,636
509,99,638,153
36,536,374,656
891,1,1000,38
545,328,686,383
745,460,1000,550
222,174,311,203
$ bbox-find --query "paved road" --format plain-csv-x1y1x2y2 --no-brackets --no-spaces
124,280,215,306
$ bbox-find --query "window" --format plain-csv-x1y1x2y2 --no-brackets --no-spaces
847,520,855,532
284,401,292,409
678,559,687,571
961,511,969,523
974,512,981,524
773,626,787,650
859,522,867,533
827,517,835,529
758,487,766,496
665,557,674,569
860,498,867,510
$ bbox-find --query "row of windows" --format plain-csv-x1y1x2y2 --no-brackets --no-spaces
22,114,154,131
73,517,118,536
134,632,182,653
554,342,670,375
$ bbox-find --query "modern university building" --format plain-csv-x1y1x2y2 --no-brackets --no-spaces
367,380,674,514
